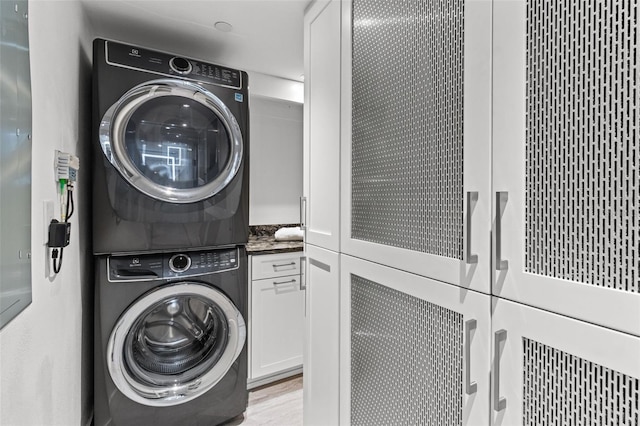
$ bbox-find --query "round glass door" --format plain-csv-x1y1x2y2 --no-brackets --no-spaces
107,283,246,406
99,79,243,203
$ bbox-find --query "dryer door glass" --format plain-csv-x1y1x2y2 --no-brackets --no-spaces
107,283,246,407
124,96,230,190
100,79,243,204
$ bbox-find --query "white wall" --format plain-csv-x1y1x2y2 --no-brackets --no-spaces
0,1,93,425
249,96,304,225
248,71,304,104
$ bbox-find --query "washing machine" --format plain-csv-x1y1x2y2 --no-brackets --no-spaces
94,246,248,426
92,39,249,255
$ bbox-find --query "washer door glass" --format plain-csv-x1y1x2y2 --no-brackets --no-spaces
107,283,246,407
100,79,243,204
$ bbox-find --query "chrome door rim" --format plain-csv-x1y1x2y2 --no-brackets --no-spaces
107,283,246,407
99,79,243,204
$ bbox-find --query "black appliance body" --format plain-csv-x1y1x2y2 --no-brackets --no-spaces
94,247,248,426
92,39,249,255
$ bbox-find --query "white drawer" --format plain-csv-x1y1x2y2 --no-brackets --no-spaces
251,252,302,280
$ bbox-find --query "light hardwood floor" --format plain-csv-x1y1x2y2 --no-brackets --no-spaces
224,375,303,426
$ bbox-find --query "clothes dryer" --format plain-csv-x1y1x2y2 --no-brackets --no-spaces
92,39,249,254
94,246,248,425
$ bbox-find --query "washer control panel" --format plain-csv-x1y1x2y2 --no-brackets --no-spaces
108,248,239,282
105,40,242,89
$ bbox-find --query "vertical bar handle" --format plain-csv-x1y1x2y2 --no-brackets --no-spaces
493,329,507,412
465,319,477,395
466,192,478,264
495,192,509,271
299,256,307,291
300,196,307,231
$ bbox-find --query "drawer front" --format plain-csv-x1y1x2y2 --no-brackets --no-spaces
251,253,302,280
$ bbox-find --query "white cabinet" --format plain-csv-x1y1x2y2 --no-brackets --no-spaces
303,244,340,426
303,1,342,423
249,253,304,384
491,3,640,423
304,0,639,424
492,0,640,336
339,0,492,293
491,298,640,426
303,0,341,252
339,254,491,426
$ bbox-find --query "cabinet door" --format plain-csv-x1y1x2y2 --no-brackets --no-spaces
492,0,640,335
303,0,341,252
339,0,492,293
250,276,304,380
303,244,340,426
491,298,640,426
339,254,490,426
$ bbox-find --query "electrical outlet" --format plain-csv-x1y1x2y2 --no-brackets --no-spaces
43,200,54,245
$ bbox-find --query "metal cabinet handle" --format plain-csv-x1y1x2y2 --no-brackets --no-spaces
273,279,297,286
493,329,507,412
300,196,307,231
465,319,477,395
466,191,478,264
272,262,296,269
495,192,509,271
299,256,307,290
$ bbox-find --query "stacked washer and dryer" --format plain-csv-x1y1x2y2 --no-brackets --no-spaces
92,39,250,426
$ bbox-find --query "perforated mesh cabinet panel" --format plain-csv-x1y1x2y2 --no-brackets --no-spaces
525,0,640,292
351,0,465,258
523,338,640,425
350,275,463,426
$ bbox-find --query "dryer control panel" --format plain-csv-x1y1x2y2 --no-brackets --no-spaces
105,40,242,89
108,248,239,282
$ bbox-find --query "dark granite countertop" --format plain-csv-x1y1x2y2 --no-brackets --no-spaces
247,235,303,255
246,224,304,255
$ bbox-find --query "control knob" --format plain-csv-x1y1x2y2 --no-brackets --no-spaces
169,254,191,273
169,57,192,75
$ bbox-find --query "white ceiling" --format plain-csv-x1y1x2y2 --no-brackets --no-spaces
81,0,311,82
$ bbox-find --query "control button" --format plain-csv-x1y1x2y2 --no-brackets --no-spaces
169,57,192,74
169,254,191,273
